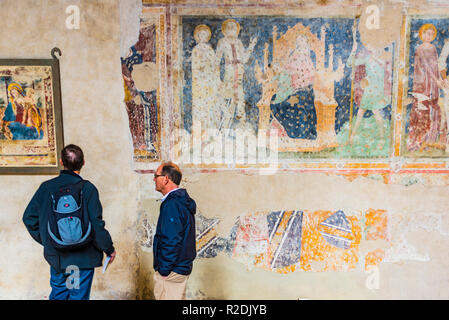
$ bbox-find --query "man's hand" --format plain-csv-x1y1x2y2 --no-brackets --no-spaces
109,250,116,264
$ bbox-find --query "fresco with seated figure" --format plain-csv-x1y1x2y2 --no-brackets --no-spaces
180,16,395,160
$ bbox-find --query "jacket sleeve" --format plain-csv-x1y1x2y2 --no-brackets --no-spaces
85,183,115,256
157,201,184,276
22,184,45,245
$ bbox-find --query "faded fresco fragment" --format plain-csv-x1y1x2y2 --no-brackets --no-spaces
138,207,442,274
404,17,449,157
121,21,160,162
196,214,222,258
363,209,389,271
300,210,361,272
181,16,394,159
218,209,388,273
136,209,386,274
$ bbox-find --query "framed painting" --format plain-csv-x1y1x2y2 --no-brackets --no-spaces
0,48,64,174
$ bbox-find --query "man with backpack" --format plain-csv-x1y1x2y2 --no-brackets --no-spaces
23,144,116,300
153,162,197,300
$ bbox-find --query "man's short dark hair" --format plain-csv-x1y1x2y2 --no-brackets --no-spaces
61,144,84,171
161,162,182,185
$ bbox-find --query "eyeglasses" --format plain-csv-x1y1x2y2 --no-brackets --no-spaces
154,174,166,179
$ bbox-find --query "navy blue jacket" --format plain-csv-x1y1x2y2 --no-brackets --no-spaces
23,170,115,273
153,188,196,276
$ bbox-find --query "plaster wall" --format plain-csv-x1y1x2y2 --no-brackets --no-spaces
133,0,449,300
1,0,449,300
0,0,140,299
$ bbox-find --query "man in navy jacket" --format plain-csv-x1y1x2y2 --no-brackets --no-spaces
23,144,116,300
153,162,196,300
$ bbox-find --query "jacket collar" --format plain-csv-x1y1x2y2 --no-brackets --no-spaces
161,187,179,202
60,170,82,179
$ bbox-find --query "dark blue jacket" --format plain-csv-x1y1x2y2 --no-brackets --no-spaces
23,170,115,273
153,188,196,276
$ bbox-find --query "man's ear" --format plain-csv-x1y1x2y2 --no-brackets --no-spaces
59,158,63,166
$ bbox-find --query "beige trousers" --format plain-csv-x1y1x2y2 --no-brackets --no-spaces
153,271,189,300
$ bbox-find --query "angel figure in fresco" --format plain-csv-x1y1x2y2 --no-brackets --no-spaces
346,26,392,151
191,24,221,132
216,19,257,130
407,23,443,152
1,83,42,140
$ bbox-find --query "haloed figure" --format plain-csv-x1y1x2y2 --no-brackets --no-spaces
191,24,221,131
407,23,442,152
216,19,257,129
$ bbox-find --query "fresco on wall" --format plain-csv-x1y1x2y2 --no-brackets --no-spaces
403,17,449,157
222,209,388,273
196,214,222,258
181,16,394,159
121,21,160,162
139,208,389,273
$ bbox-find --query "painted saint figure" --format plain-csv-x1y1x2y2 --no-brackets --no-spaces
284,33,315,92
407,23,442,152
1,83,42,140
346,34,391,150
191,24,220,131
256,22,343,148
267,23,321,141
121,23,159,157
216,19,257,129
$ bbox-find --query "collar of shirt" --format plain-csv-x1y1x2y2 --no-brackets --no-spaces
161,188,179,202
60,170,82,179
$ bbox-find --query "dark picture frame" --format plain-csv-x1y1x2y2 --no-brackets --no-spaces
0,48,64,174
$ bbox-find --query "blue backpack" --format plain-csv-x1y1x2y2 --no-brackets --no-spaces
47,179,93,251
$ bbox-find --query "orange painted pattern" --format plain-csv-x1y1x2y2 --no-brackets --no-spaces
229,209,389,274
365,248,385,271
300,210,361,272
365,209,388,241
364,209,389,271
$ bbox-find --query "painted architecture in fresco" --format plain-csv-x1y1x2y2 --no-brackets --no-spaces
181,16,395,159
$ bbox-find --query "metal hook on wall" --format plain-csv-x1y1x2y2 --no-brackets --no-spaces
51,47,62,60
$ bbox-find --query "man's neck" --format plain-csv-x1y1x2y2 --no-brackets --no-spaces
162,185,178,196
